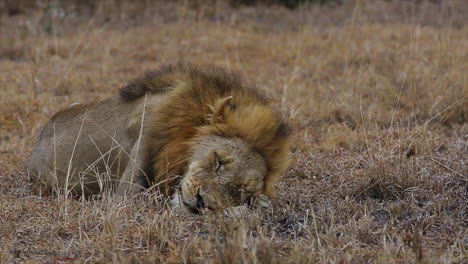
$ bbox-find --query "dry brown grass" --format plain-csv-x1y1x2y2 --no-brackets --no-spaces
0,0,467,263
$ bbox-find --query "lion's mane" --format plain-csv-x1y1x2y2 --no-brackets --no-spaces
120,64,291,197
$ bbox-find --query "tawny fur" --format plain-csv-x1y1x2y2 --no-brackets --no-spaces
121,64,291,197
28,64,291,200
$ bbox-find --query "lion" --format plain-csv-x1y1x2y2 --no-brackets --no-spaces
28,64,291,213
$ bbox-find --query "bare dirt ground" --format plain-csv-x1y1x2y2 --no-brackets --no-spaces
0,0,467,263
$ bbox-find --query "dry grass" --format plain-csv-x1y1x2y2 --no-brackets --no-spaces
1,0,467,263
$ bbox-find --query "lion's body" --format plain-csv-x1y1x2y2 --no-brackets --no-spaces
28,96,161,196
28,65,290,211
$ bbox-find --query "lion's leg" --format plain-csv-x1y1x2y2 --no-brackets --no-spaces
115,142,146,197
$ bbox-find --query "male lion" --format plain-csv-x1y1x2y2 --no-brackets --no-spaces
28,64,291,213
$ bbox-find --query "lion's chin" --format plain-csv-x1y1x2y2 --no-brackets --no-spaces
171,191,254,218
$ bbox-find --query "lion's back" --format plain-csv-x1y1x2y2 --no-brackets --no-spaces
28,97,149,195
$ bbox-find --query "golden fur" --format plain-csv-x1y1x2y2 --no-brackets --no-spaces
28,64,291,211
124,65,291,197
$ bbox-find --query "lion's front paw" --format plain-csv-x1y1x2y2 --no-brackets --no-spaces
223,205,250,218
255,194,272,209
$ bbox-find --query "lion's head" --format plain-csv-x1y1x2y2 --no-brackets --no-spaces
121,65,291,213
177,135,266,213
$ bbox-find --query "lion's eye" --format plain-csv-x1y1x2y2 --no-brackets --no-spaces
213,152,234,174
214,152,224,172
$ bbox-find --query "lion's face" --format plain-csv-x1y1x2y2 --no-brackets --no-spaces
177,135,267,213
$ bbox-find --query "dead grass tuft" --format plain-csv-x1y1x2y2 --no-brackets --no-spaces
1,0,467,263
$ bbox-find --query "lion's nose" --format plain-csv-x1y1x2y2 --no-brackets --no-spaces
196,192,206,209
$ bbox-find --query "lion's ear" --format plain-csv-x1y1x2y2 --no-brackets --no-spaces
207,96,233,124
